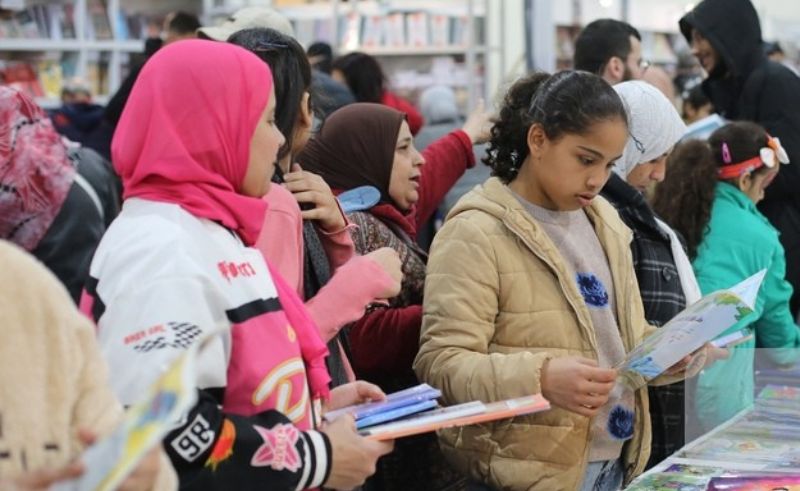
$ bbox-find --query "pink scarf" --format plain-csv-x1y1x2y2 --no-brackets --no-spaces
0,87,75,251
111,39,330,401
112,39,268,247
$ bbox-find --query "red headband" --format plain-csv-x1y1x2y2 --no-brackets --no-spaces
717,134,790,179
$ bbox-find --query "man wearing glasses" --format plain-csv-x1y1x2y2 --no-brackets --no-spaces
573,19,649,85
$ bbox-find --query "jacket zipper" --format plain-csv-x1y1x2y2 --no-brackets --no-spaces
503,214,598,490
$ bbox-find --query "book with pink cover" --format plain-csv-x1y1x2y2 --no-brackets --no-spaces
707,475,800,490
359,395,550,441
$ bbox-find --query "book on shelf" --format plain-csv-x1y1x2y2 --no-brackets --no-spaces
85,0,112,40
429,14,449,46
294,18,316,45
62,3,76,39
406,12,429,47
37,60,63,98
361,15,384,47
339,12,361,51
313,19,334,45
384,12,406,47
0,62,44,98
14,8,39,38
0,3,77,40
450,15,471,46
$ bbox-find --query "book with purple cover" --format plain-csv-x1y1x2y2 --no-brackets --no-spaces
323,383,441,423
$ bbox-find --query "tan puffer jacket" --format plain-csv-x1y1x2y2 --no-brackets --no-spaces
414,177,661,491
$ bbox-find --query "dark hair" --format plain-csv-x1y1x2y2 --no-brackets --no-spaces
307,41,334,74
228,28,312,162
484,70,628,183
331,52,385,103
652,121,770,258
764,41,783,56
167,11,201,36
683,83,710,111
574,19,642,75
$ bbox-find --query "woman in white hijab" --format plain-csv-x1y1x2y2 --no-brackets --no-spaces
600,80,702,468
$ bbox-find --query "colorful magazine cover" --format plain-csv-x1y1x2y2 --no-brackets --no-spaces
617,270,765,389
52,336,206,491
707,475,800,490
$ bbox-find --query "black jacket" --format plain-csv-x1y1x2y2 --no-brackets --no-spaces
32,147,120,303
681,0,800,315
602,173,688,466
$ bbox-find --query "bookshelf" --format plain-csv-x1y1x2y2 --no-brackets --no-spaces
0,0,201,108
0,0,488,111
547,0,684,71
264,0,491,112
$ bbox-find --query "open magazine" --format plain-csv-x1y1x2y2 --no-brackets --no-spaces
52,336,208,491
616,270,766,390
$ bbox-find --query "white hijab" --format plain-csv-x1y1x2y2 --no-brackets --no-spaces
613,81,702,304
613,81,687,178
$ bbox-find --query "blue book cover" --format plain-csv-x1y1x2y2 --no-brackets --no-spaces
324,383,441,423
355,399,439,429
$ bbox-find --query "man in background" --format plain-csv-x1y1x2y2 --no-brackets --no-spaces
574,19,647,84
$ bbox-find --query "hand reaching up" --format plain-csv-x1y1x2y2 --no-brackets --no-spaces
460,99,494,145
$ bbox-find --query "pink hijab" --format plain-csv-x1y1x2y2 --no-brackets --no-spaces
111,40,331,401
0,87,75,251
112,39,269,246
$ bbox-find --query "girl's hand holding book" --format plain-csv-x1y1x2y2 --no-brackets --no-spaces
540,357,617,417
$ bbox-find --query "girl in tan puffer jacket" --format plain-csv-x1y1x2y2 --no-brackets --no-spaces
415,72,697,491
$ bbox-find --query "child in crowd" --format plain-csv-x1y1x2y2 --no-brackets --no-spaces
80,40,391,490
654,122,800,431
415,72,698,491
228,27,402,387
298,101,491,490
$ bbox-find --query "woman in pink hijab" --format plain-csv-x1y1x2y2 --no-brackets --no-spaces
80,39,391,490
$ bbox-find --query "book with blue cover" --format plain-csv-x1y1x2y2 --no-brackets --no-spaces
323,383,441,423
356,399,439,429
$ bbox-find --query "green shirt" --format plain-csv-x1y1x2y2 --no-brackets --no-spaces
692,182,800,431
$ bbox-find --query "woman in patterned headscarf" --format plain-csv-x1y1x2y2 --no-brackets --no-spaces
0,86,118,302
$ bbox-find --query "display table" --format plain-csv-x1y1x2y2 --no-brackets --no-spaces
626,385,800,490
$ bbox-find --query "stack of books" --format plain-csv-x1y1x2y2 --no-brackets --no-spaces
324,383,550,441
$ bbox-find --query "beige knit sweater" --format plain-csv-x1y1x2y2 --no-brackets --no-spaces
0,241,176,489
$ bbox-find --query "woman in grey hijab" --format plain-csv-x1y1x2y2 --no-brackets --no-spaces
600,80,700,468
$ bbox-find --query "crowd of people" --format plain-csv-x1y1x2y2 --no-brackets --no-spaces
1,0,799,489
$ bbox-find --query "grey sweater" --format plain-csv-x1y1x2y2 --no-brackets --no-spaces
515,193,635,462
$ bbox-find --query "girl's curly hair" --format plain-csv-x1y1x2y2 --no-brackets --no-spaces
483,70,628,182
